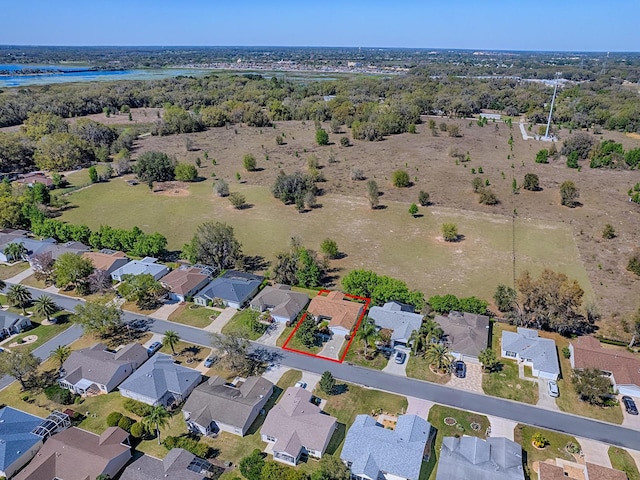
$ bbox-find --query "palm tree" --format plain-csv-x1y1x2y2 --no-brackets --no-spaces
33,295,58,322
424,343,453,374
143,405,170,445
162,330,180,355
355,318,379,358
4,242,27,262
52,345,71,372
409,318,444,356
7,284,32,316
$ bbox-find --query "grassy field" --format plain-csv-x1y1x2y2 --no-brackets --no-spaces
221,309,266,341
168,303,218,328
514,424,580,479
58,178,593,303
609,447,640,480
406,355,451,385
0,262,30,280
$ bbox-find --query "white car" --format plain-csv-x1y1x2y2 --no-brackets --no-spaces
547,380,559,398
295,381,307,389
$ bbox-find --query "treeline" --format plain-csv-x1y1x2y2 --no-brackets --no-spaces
561,132,640,169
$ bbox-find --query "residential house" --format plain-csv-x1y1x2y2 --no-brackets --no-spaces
0,407,45,479
307,291,365,336
367,301,423,351
436,436,525,480
250,284,309,323
14,426,132,480
120,448,218,480
538,458,627,480
111,257,170,282
570,336,640,398
0,312,32,339
194,270,264,309
58,342,148,396
83,249,129,275
260,386,337,466
35,241,90,262
15,172,54,188
436,311,491,363
118,354,202,407
161,265,213,302
183,375,273,436
501,328,560,380
0,229,56,262
341,414,432,480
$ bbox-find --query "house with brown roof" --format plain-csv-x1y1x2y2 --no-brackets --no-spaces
260,386,337,466
435,311,491,363
83,249,129,275
570,336,640,398
307,291,365,336
14,426,132,480
15,172,54,188
538,458,627,480
161,265,213,302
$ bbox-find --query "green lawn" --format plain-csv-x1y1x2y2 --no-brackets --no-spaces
514,424,580,479
158,339,207,363
277,325,294,347
0,262,30,280
20,274,47,289
406,355,451,385
343,343,389,370
276,369,303,389
8,315,72,353
221,309,267,341
609,446,640,480
482,324,539,405
168,303,218,328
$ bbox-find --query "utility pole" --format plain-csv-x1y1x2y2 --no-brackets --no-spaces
544,72,560,139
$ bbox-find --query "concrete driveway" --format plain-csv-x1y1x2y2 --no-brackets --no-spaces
577,437,613,467
318,334,346,360
487,415,516,440
204,307,237,333
255,322,286,347
447,363,483,393
406,396,435,418
152,301,182,320
262,364,291,384
382,352,407,376
536,379,560,411
620,396,640,429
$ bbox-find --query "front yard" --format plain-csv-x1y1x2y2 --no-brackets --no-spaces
0,261,30,280
609,446,640,480
168,303,218,328
4,314,72,353
514,424,581,479
221,309,267,341
406,355,451,385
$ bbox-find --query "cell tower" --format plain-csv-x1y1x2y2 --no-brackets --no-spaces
543,72,560,141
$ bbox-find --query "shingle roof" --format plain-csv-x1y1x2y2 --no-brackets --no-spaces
0,407,43,472
436,436,525,480
307,291,364,331
436,311,490,358
249,285,309,321
112,258,168,279
538,460,628,480
368,302,423,343
195,270,263,304
161,266,211,296
571,336,640,387
183,375,273,431
341,414,431,480
120,448,215,480
0,312,30,330
41,241,90,260
260,387,336,455
501,328,560,376
118,354,201,402
83,250,128,273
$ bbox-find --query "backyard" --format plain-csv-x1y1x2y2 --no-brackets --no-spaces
168,303,218,328
2,314,71,354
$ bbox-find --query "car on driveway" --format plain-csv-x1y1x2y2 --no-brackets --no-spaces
547,380,559,398
295,381,307,389
395,351,407,365
203,356,217,368
622,396,638,415
454,361,466,378
147,341,162,356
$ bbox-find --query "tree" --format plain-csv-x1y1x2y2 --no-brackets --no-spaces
561,132,596,160
523,173,540,191
356,318,379,357
319,371,335,395
560,181,580,207
366,180,379,209
163,330,180,355
448,124,460,137
628,255,640,277
392,170,410,187
7,284,32,315
316,128,329,146
133,151,176,185
213,178,229,197
4,242,27,262
52,345,71,372
472,177,483,193
31,251,55,284
602,224,616,239
53,252,94,291
295,314,319,348
320,238,339,259
88,166,99,183
243,154,257,171
478,188,499,205
409,203,419,217
272,238,325,288
73,301,123,336
239,449,266,480
272,171,316,206
572,368,612,406
340,136,350,147
184,222,243,273
142,406,170,445
478,348,499,372
0,351,39,390
117,273,167,310
174,163,198,182
21,112,68,141
494,284,517,312
418,190,430,206
409,318,443,356
342,269,424,310
424,344,453,373
88,269,112,294
228,192,246,209
442,223,458,242
33,295,58,322
34,132,93,171
312,455,351,480
210,333,255,375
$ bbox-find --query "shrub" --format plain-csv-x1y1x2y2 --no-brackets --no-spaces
340,136,350,147
130,422,146,438
408,123,417,134
174,163,198,181
213,179,229,197
118,416,135,432
228,192,246,209
350,167,365,181
602,224,616,239
479,188,499,205
43,384,74,405
628,255,640,277
409,203,419,217
319,371,335,395
532,433,548,448
163,435,210,458
562,346,571,359
535,149,549,164
392,170,410,187
442,223,458,242
123,398,153,417
275,134,284,145
418,190,430,206
523,173,540,191
88,166,98,183
106,411,124,427
320,238,339,259
472,177,483,192
316,129,329,146
243,154,257,171
560,181,580,207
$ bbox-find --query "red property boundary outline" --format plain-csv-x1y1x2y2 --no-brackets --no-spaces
281,289,371,363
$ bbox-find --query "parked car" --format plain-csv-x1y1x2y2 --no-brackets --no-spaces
395,351,407,364
147,341,162,356
203,356,217,368
622,396,638,415
547,380,559,398
454,361,466,378
295,381,307,389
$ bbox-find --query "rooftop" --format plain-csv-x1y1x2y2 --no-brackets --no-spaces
160,265,212,296
250,284,309,320
307,291,364,332
502,328,560,376
435,311,491,358
120,448,216,480
571,336,640,387
368,301,423,343
196,270,263,304
0,407,43,472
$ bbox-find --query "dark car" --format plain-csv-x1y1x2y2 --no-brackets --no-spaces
622,396,638,415
147,341,162,356
454,361,467,378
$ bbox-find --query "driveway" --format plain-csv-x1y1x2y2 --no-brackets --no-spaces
318,334,346,360
262,364,291,384
203,307,237,333
577,437,613,467
406,396,435,418
487,415,516,440
255,322,286,347
152,301,182,320
382,352,407,376
536,379,560,411
620,396,640,429
447,363,483,393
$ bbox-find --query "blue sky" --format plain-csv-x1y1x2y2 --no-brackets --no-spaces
3,0,639,52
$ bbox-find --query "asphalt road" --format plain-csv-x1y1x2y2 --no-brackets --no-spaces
6,286,640,450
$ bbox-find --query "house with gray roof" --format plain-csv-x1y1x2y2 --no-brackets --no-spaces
501,328,560,380
194,270,264,309
59,342,148,396
111,257,169,282
120,448,218,480
435,311,491,363
0,407,45,479
0,312,32,339
250,284,309,323
436,436,525,480
0,231,56,262
367,301,423,351
118,354,201,407
341,414,432,480
183,375,273,436
33,241,90,262
260,386,337,466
